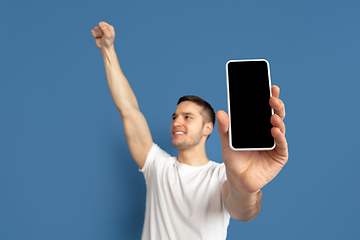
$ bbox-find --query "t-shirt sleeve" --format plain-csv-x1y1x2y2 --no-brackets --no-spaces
139,142,171,180
218,163,228,187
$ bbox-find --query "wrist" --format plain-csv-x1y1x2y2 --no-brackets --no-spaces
229,184,261,201
100,45,117,65
100,45,115,55
226,173,261,194
226,183,262,221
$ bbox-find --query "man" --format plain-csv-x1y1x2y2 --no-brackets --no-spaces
91,21,288,240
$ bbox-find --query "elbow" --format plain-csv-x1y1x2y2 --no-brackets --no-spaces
117,104,140,118
231,214,257,223
230,208,261,222
237,214,257,222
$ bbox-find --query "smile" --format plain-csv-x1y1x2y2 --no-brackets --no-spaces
174,132,185,135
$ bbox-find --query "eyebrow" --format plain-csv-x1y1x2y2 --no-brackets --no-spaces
172,112,194,117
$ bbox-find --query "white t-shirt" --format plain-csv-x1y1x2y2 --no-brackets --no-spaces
140,143,230,240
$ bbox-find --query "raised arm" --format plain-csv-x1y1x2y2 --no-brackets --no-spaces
91,21,152,169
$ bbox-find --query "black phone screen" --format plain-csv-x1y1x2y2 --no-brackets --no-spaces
227,60,275,150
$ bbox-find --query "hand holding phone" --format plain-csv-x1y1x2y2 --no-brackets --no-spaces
217,62,288,195
226,59,275,151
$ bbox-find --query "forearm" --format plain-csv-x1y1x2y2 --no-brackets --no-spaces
224,181,262,222
100,46,139,116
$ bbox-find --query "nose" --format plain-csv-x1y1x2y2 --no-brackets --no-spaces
172,116,182,128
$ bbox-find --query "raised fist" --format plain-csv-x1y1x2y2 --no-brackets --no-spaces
91,21,115,49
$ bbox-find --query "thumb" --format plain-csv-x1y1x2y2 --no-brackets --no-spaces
216,110,230,148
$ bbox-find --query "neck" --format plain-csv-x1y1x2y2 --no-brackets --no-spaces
177,144,210,167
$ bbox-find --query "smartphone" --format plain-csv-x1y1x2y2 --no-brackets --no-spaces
226,59,275,151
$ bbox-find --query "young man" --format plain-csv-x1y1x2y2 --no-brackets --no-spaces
91,21,288,240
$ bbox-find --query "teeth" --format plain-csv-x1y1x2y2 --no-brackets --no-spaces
174,132,184,134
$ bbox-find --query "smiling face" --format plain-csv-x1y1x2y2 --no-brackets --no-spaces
171,101,213,151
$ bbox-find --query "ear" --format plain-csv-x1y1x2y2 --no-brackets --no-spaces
203,122,214,137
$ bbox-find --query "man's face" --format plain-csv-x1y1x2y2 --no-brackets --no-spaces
170,101,208,150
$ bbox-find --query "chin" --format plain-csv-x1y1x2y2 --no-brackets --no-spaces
171,141,185,150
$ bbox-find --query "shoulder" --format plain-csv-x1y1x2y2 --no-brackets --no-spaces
209,161,226,172
147,143,172,160
140,143,174,174
209,161,227,184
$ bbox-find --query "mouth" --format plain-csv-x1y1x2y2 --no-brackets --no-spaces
172,130,186,136
174,132,184,135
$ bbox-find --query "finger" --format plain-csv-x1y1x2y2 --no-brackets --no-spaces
91,26,103,38
271,85,280,98
269,96,286,120
271,114,285,135
99,21,114,39
271,127,288,159
215,110,230,149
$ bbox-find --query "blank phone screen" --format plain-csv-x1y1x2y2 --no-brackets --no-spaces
227,60,274,149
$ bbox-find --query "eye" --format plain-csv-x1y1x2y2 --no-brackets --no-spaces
185,116,192,119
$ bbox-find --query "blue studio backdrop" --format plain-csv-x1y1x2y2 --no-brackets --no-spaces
1,1,359,239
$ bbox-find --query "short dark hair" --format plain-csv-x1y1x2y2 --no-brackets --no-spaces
177,95,215,127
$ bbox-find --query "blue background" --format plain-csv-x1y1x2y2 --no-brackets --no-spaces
1,0,359,239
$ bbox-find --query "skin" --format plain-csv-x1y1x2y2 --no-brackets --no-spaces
171,101,213,166
91,22,153,168
217,85,287,221
91,21,288,222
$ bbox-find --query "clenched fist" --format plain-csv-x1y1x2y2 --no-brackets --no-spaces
91,21,115,49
